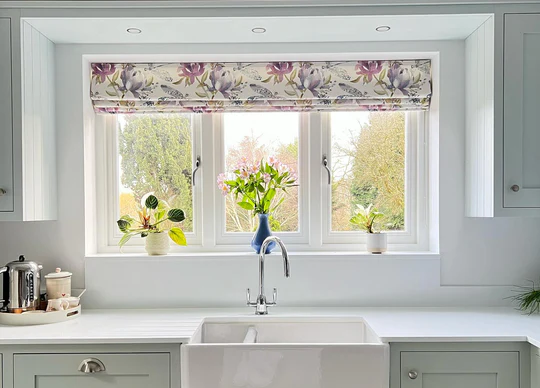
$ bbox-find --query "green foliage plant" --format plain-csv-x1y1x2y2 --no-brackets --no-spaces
217,157,298,215
510,281,540,314
349,204,384,234
116,194,187,248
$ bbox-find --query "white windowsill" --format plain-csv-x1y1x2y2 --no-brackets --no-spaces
86,251,440,260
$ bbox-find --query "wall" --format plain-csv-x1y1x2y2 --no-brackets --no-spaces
1,38,540,308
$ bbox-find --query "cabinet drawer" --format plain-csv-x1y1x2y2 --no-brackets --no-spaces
401,351,519,388
14,353,170,388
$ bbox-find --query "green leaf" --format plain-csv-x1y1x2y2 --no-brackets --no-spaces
106,90,118,96
154,209,166,222
261,76,272,83
257,184,265,192
117,219,131,233
145,195,159,209
196,91,207,98
237,201,254,210
169,227,187,246
290,68,297,80
111,71,119,82
168,208,185,222
266,188,276,201
201,71,208,83
284,90,297,96
118,233,134,248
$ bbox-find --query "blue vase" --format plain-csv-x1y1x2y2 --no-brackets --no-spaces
251,213,276,254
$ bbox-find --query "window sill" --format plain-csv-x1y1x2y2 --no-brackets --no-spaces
86,251,440,260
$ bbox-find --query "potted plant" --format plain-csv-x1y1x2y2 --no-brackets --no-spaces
116,194,187,255
217,156,297,254
350,204,387,254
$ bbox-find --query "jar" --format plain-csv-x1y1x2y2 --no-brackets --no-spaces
45,267,72,299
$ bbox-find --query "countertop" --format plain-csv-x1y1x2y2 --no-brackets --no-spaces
1,307,540,347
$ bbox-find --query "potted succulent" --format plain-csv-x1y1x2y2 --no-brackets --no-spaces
350,204,387,254
116,194,187,255
217,156,297,254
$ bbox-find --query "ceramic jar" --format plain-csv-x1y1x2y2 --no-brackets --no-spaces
366,233,387,254
45,267,72,299
145,232,170,255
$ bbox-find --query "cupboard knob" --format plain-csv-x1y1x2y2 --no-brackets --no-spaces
511,185,520,192
408,370,418,380
0,188,5,196
78,358,106,374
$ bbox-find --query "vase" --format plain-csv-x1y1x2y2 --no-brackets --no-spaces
251,213,276,254
145,232,170,255
366,233,387,254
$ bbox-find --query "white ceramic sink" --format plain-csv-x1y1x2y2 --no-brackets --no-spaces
181,317,389,388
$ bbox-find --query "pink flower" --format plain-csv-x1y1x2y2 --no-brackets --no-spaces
178,63,205,84
236,156,249,170
268,156,278,165
221,185,230,196
263,173,271,183
217,173,227,189
355,61,383,82
266,62,294,82
249,164,260,175
239,170,250,179
289,172,298,182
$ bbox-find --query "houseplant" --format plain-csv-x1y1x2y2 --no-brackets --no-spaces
217,156,297,254
350,204,387,254
117,194,187,255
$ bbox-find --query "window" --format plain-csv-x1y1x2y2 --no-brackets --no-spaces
95,110,427,253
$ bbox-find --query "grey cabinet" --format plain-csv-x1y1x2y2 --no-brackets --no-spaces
0,17,13,213
401,351,519,388
504,14,540,209
14,353,170,388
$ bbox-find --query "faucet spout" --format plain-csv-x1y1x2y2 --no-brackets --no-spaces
246,236,290,315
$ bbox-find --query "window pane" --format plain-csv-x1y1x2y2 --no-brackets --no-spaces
223,112,299,233
331,111,405,232
117,114,193,232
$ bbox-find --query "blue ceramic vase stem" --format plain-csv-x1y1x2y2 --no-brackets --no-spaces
251,213,276,254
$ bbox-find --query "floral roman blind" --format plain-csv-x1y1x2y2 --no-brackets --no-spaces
90,60,431,114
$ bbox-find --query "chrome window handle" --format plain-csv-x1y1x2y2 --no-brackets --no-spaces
78,358,106,374
192,156,201,186
0,188,6,196
323,155,331,184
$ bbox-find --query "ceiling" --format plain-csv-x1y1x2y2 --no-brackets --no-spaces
25,14,491,44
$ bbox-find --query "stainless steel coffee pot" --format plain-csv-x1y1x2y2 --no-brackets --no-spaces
0,255,43,312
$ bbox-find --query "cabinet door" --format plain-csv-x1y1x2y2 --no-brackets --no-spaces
504,14,540,208
0,18,13,212
14,353,170,388
401,351,519,388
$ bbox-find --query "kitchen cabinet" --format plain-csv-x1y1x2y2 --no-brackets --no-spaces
532,345,540,388
390,343,529,388
401,351,518,388
503,14,540,209
14,353,170,388
0,17,13,214
0,13,57,221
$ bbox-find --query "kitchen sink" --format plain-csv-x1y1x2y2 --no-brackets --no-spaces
181,317,389,388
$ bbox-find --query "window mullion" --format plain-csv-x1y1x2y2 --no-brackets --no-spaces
308,112,324,249
200,113,217,249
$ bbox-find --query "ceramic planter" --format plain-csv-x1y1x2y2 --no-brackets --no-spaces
145,232,170,255
366,233,387,254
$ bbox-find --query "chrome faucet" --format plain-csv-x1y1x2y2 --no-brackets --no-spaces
246,236,290,315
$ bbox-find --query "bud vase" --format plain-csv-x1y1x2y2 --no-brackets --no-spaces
251,213,276,254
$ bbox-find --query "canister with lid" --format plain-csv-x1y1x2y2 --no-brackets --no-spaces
45,268,72,299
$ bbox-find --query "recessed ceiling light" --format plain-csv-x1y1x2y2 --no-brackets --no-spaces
127,27,142,34
376,26,391,32
252,27,267,34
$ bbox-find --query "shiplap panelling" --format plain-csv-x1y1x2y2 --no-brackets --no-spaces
21,21,57,220
465,17,494,217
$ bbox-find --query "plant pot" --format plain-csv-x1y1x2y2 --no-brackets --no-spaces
366,233,387,254
145,232,170,255
251,213,276,254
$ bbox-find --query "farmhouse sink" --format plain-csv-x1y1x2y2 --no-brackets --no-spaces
181,317,389,388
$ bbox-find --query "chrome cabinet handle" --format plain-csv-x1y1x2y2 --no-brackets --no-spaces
322,155,331,184
78,358,106,374
511,185,520,192
0,188,6,196
408,370,418,380
192,156,201,186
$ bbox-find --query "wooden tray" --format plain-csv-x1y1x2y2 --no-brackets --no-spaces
0,306,81,326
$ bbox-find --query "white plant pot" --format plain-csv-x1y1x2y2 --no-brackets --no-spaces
366,233,387,254
145,232,170,255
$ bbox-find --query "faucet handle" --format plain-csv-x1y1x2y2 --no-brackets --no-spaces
267,288,278,306
246,288,256,306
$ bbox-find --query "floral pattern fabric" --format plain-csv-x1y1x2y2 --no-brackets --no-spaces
90,60,431,114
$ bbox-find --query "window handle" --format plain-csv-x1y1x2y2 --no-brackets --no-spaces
192,156,201,186
323,155,331,185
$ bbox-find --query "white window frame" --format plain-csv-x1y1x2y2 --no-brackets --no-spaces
95,114,203,254
94,110,429,253
320,111,429,251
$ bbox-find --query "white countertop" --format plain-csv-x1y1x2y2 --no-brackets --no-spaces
1,307,540,347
